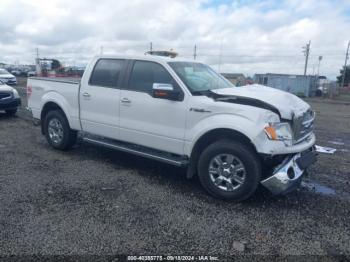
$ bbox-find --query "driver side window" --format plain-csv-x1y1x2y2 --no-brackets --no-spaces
128,61,179,93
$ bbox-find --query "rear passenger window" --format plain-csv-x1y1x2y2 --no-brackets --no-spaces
128,61,175,93
89,59,124,87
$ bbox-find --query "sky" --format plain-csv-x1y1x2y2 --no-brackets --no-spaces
0,0,350,79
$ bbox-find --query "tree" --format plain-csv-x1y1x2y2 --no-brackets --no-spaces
51,59,62,70
337,65,350,87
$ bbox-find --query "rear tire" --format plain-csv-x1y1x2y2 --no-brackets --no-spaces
198,139,261,201
5,109,17,116
44,110,77,150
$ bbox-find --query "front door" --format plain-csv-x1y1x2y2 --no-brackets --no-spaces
119,60,188,155
80,58,126,139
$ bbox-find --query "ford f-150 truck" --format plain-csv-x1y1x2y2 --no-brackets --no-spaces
27,55,317,201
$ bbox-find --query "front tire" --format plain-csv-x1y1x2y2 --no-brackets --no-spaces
44,110,77,150
198,140,261,201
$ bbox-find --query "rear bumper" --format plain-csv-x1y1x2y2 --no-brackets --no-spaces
261,148,317,195
0,98,21,110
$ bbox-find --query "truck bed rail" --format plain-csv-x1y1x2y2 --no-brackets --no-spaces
29,77,81,84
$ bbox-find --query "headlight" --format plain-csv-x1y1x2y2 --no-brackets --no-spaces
264,122,293,143
12,89,20,98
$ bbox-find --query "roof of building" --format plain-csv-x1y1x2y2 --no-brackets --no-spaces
254,73,317,78
221,73,245,78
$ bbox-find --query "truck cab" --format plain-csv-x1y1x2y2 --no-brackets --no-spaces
27,55,317,201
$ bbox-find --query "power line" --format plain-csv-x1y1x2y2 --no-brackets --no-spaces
195,52,342,57
116,43,347,52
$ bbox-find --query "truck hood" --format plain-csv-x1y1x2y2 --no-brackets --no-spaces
0,73,15,79
0,84,14,92
212,84,310,120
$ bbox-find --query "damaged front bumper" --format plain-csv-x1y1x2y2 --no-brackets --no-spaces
261,148,317,195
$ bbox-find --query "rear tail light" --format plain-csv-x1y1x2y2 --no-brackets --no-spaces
27,85,32,98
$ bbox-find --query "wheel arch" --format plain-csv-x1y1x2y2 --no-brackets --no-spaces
187,128,258,179
40,101,68,134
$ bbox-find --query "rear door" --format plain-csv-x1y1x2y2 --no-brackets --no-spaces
80,58,126,139
119,60,188,155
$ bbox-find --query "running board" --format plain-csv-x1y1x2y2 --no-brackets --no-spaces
82,136,189,167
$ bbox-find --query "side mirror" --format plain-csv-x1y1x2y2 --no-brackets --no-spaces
152,83,180,101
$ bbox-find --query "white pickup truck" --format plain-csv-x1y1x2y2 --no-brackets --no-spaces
27,55,317,201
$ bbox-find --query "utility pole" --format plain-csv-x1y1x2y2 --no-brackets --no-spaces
150,42,153,52
303,40,311,76
315,56,323,95
35,47,40,76
317,56,323,76
193,44,197,60
341,41,350,88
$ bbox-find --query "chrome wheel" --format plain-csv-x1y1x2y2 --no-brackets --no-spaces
48,118,64,144
209,154,247,192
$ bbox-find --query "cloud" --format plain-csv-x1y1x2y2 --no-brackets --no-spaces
0,0,349,79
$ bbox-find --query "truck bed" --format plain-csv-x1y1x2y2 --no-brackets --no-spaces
27,76,81,131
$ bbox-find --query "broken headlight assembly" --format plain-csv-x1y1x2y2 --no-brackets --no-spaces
264,122,293,146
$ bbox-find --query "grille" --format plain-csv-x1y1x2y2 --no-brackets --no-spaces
0,92,12,100
292,110,315,143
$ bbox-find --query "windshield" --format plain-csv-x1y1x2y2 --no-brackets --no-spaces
168,62,233,94
0,69,9,75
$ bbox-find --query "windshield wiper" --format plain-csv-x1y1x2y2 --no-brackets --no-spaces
191,90,212,96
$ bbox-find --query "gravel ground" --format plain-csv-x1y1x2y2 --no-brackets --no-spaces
1,78,350,260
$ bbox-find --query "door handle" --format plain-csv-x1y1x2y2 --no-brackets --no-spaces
82,92,91,98
121,98,131,103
